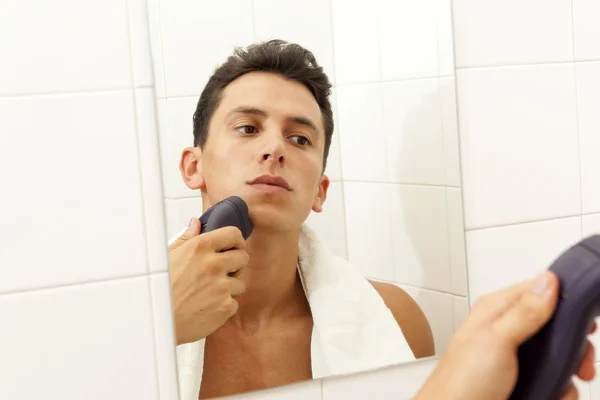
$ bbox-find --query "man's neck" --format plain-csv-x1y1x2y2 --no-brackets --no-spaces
228,227,310,333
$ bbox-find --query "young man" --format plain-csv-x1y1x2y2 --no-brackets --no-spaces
168,40,434,399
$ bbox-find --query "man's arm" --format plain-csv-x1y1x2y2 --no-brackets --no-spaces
369,280,435,358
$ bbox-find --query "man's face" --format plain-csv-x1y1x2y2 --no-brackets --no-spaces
180,71,330,232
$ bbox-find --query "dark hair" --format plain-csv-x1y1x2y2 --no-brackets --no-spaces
192,39,334,172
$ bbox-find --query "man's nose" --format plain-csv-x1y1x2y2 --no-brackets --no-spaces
260,134,286,166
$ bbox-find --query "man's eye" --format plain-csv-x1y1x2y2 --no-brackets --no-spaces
292,136,311,146
236,125,257,134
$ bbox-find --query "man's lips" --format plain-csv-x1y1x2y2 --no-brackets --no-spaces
247,174,292,191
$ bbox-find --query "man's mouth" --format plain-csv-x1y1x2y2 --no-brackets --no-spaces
247,174,292,191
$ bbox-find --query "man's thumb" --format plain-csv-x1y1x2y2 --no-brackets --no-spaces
169,218,201,250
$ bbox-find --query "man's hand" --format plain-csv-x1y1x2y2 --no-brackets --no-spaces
169,218,248,345
415,271,596,400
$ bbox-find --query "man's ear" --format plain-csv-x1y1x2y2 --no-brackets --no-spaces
179,146,205,190
312,174,330,213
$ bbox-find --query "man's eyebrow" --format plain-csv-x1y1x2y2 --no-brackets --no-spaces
227,106,267,118
227,106,319,134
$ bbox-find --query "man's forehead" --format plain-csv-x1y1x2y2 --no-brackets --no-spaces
219,73,320,113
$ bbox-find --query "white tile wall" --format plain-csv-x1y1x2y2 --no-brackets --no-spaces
457,64,581,229
8,0,600,398
157,0,255,98
381,78,445,186
343,182,395,281
575,62,600,214
452,0,574,67
336,83,387,182
390,185,450,292
0,0,132,95
0,91,148,293
572,0,600,61
1,1,173,399
330,0,380,85
253,0,336,84
0,277,159,399
456,0,600,395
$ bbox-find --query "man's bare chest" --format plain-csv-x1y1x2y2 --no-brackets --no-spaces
198,319,313,399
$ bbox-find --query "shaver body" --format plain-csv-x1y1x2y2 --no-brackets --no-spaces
510,235,600,399
199,196,253,239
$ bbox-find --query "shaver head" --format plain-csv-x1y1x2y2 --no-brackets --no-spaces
199,195,253,240
510,235,600,400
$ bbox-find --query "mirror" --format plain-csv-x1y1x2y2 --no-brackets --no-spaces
146,0,468,398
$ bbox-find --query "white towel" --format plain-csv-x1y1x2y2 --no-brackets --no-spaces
170,222,415,400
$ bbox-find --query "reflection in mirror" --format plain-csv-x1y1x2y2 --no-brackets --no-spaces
147,1,468,399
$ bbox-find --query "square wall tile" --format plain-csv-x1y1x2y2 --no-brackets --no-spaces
150,273,179,400
390,185,451,293
164,198,203,241
452,0,573,67
573,0,600,60
0,277,158,400
336,83,387,182
457,64,581,229
253,0,336,84
439,77,461,187
127,0,154,87
382,78,445,186
378,0,438,81
306,182,348,260
400,285,455,356
331,0,380,84
165,96,202,198
0,0,131,95
0,92,147,293
321,358,437,400
465,217,581,302
447,188,468,296
575,62,600,214
159,0,255,97
229,379,322,400
135,89,169,273
344,182,394,281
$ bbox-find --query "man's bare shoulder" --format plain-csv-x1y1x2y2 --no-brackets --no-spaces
368,280,435,359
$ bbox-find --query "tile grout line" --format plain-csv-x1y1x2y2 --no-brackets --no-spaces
0,271,169,298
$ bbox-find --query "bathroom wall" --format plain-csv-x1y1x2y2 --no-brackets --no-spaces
150,0,468,361
452,0,600,398
0,0,179,399
3,1,599,400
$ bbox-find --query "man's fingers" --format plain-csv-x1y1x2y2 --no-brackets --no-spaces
229,277,246,298
492,272,559,346
168,218,201,251
466,273,552,330
576,340,596,381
